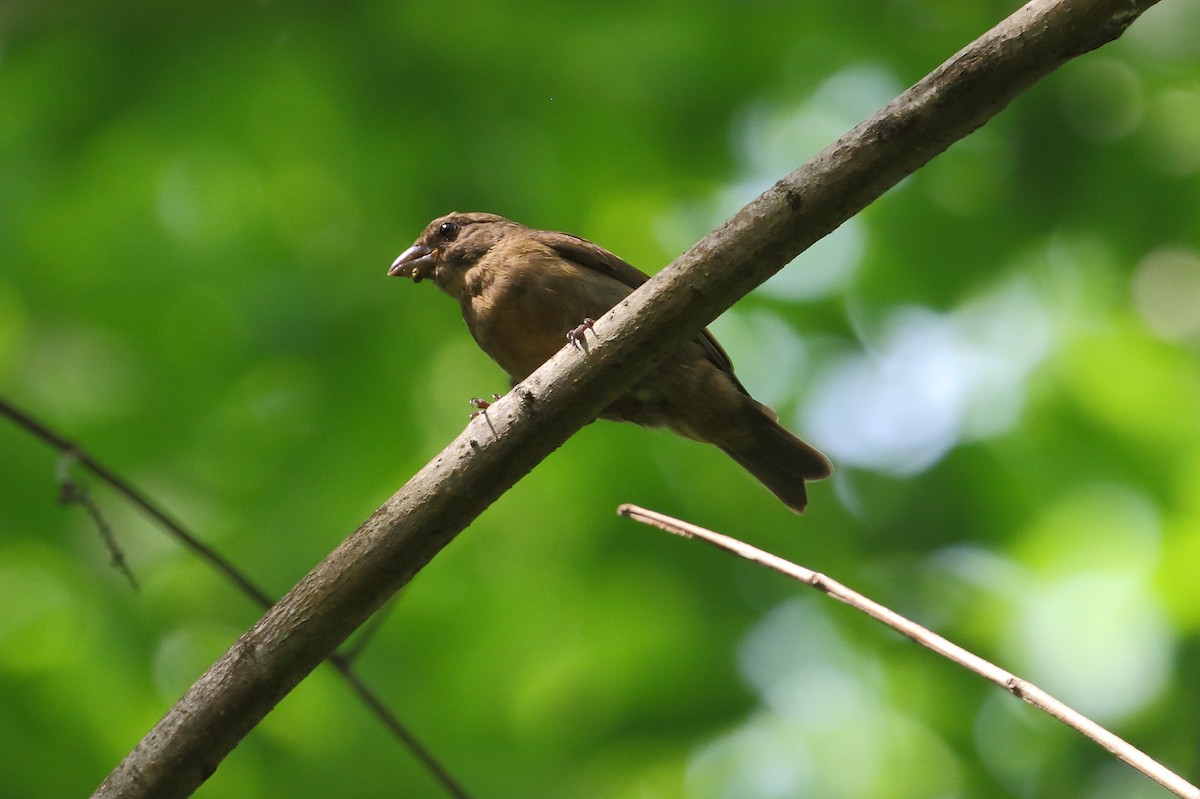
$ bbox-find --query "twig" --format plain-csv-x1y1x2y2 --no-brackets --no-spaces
55,447,139,590
340,592,401,664
0,396,472,799
325,657,471,799
617,504,1200,799
1,397,274,607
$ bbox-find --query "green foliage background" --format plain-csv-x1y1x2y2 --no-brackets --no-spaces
2,1,1200,797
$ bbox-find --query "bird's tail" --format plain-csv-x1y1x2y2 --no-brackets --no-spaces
719,406,832,514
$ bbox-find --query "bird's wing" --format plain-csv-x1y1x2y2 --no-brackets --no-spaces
531,229,745,390
533,229,652,290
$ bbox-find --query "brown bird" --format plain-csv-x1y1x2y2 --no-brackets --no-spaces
388,212,832,512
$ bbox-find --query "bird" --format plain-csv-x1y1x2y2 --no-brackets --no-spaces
388,212,832,512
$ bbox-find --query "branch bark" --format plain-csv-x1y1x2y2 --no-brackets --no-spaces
94,1,1163,796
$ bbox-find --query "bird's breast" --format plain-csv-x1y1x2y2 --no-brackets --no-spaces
460,250,628,381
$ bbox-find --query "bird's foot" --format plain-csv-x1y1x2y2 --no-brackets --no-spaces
566,318,596,351
469,393,501,438
469,393,502,419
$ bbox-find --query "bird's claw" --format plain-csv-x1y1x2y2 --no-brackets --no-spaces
566,318,596,351
469,393,502,419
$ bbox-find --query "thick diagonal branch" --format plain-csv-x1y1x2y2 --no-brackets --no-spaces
94,2,1162,796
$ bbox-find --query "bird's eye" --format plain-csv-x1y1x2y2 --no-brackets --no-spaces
437,221,460,241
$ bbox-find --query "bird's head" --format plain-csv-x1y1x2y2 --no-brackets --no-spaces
388,212,519,285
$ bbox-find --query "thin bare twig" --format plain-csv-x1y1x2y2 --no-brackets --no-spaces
617,503,1200,799
55,447,139,590
1,397,275,607
0,396,472,799
340,593,402,664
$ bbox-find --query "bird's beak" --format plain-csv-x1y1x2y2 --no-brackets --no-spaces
388,243,434,282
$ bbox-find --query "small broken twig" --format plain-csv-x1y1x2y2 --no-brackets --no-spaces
56,448,139,590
